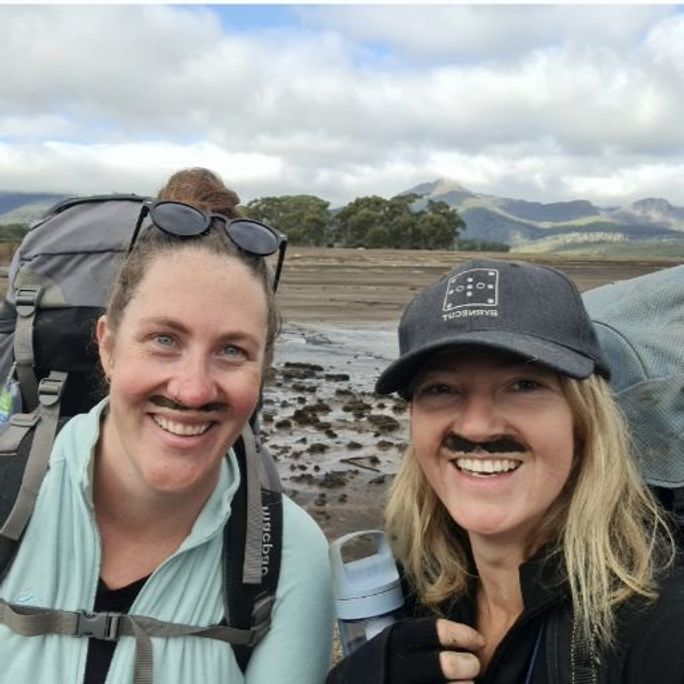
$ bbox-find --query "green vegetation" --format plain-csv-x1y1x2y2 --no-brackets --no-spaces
456,238,510,252
245,193,466,249
548,240,684,258
0,223,29,242
244,195,331,246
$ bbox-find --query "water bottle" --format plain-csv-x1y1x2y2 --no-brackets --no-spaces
329,529,404,656
0,364,22,433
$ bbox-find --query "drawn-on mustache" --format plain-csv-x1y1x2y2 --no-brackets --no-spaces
443,434,526,454
151,395,227,413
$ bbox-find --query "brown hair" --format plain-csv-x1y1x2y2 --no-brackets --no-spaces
105,167,280,358
157,167,243,218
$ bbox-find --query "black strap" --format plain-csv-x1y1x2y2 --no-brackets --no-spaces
223,435,283,672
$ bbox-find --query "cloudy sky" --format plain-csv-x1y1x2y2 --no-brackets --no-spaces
1,3,684,207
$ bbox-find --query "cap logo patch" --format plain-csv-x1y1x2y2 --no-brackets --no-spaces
442,268,499,321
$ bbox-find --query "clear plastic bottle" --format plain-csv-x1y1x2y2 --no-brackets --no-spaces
0,363,22,433
329,529,404,656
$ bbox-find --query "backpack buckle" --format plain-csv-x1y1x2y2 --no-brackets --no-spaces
37,372,67,407
8,411,40,428
75,611,121,641
14,287,43,317
249,593,275,643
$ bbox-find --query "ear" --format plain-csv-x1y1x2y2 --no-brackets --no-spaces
96,315,115,377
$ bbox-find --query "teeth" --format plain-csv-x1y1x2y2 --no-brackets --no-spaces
455,458,521,475
153,415,211,436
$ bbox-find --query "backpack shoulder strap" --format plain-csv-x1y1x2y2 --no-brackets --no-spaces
13,285,44,411
223,424,283,673
0,371,67,576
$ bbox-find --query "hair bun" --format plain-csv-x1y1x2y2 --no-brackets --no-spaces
157,167,242,218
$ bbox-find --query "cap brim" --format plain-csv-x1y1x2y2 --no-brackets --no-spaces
375,331,598,396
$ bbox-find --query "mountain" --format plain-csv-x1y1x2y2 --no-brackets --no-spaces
3,184,684,256
0,191,67,225
612,198,684,228
402,180,684,253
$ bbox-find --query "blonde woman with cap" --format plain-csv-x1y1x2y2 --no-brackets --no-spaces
327,259,684,684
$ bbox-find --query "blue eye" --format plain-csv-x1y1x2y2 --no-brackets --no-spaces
154,334,175,348
221,345,246,359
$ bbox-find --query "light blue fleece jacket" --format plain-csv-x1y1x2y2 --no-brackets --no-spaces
0,400,334,683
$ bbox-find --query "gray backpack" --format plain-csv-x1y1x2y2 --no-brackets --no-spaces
583,265,684,531
0,195,283,682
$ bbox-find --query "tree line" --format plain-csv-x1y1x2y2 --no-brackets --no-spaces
0,194,510,252
244,193,509,251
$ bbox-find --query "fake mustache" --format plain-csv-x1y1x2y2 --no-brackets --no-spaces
443,433,526,454
151,395,227,413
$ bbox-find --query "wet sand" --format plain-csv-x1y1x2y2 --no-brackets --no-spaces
263,248,682,540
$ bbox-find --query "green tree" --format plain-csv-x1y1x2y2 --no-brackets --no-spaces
386,194,421,248
333,193,465,249
245,195,331,246
332,196,387,247
425,199,465,241
415,213,454,249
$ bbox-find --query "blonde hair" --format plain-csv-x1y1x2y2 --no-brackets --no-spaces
385,374,675,648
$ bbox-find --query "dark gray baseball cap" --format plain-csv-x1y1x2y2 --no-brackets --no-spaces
376,258,610,396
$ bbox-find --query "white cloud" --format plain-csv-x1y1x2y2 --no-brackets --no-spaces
0,4,683,208
0,140,283,198
298,5,674,62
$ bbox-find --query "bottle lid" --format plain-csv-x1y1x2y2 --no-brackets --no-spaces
329,529,404,620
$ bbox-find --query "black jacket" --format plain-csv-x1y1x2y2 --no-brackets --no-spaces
327,552,684,683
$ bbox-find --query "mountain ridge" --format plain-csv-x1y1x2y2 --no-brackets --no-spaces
2,183,684,255
403,179,684,252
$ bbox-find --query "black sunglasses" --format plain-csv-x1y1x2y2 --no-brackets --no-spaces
128,200,288,291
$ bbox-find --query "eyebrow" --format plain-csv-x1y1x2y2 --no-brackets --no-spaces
139,317,260,345
140,317,187,333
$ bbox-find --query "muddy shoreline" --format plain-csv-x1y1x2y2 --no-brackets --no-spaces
261,322,404,540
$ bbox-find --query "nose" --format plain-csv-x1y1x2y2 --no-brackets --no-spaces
169,355,219,408
451,392,507,444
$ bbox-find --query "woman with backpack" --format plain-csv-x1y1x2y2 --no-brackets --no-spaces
0,168,333,683
328,258,684,684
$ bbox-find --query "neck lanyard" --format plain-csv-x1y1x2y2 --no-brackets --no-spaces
523,622,545,684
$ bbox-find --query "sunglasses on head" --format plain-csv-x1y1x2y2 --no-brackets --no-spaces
128,200,288,291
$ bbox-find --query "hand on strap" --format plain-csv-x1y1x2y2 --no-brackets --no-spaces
387,617,484,684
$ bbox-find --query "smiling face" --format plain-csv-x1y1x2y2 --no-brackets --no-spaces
409,348,576,551
96,247,268,501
